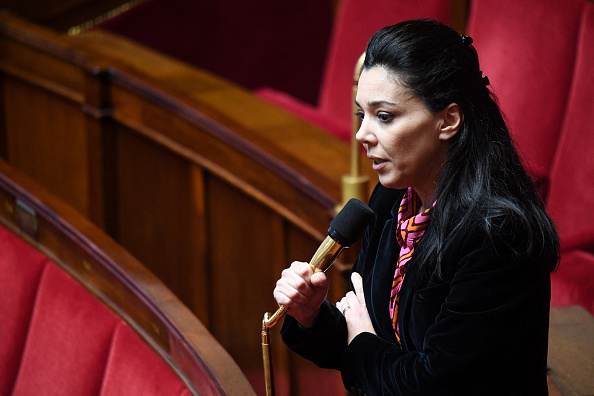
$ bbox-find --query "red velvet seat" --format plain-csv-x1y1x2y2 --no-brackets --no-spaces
11,262,121,395
466,0,586,193
256,0,451,141
0,227,48,395
3,245,198,396
545,3,594,314
99,322,191,396
546,1,594,252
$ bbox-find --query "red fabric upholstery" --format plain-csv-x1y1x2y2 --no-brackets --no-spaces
0,223,197,396
466,0,586,187
99,322,191,396
546,2,594,252
551,250,594,316
257,0,450,142
545,3,594,316
0,227,48,395
11,262,121,396
255,87,351,140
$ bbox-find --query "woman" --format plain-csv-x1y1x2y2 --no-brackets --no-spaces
273,19,559,395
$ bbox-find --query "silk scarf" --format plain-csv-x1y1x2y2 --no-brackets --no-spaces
389,187,433,343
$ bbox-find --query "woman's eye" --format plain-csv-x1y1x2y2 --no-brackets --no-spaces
354,111,364,120
377,112,393,123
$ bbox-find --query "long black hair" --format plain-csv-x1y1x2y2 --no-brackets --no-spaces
364,19,559,276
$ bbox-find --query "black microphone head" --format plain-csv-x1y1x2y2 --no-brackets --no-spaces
328,198,374,247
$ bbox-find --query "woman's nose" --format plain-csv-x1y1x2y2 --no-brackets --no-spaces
356,119,372,145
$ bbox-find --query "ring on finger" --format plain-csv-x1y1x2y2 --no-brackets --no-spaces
342,305,351,315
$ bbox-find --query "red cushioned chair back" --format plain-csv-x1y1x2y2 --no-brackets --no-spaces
466,0,585,188
99,322,192,396
0,227,48,395
318,0,451,123
11,262,121,396
545,2,594,252
3,246,193,396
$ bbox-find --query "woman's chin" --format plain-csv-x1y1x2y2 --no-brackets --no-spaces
377,177,404,190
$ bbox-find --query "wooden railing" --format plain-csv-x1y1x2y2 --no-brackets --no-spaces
0,12,375,394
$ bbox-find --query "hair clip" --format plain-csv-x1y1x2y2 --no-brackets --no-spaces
479,71,490,87
460,34,473,46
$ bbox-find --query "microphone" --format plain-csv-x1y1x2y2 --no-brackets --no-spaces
262,198,374,396
310,198,375,273
263,198,374,328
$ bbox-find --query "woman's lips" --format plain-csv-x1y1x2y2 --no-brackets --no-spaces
369,155,387,171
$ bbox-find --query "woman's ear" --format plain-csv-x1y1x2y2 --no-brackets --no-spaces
439,103,463,141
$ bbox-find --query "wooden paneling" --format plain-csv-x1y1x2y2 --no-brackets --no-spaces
207,177,286,366
450,0,470,33
548,306,594,395
0,15,113,227
115,126,209,322
3,78,90,215
0,11,375,395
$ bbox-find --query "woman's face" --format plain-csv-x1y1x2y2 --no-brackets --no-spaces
355,66,455,203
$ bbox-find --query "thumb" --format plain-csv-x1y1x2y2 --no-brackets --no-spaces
310,271,328,288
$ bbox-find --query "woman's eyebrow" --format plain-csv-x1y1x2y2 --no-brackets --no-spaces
354,99,399,108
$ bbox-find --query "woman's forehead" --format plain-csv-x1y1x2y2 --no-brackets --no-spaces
357,67,416,105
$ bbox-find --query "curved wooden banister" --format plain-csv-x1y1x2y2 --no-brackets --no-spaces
0,158,256,395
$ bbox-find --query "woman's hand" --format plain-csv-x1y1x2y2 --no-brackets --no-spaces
273,261,329,329
336,272,376,344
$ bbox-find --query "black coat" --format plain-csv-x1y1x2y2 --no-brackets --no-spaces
282,183,553,395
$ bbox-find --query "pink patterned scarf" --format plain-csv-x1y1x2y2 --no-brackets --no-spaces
389,187,434,343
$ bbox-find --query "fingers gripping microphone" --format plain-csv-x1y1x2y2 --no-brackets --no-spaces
263,198,374,328
262,199,374,396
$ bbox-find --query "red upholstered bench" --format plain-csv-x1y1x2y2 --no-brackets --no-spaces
0,214,192,394
545,2,594,317
0,225,48,395
466,0,586,195
1,246,189,395
467,0,594,317
0,160,256,396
